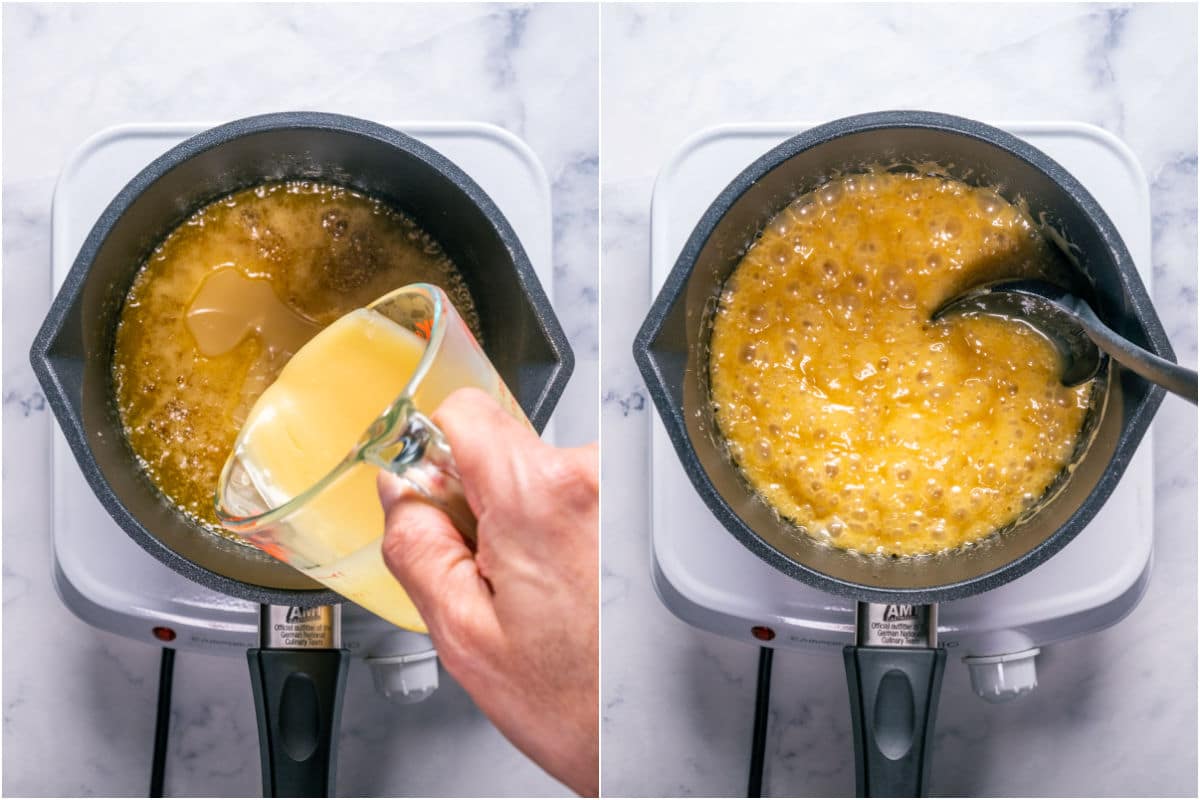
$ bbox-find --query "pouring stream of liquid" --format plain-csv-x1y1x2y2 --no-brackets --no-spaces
185,267,324,422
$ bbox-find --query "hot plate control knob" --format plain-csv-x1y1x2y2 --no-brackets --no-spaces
963,648,1040,703
365,631,440,704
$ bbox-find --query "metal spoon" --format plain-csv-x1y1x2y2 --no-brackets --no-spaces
933,279,1197,404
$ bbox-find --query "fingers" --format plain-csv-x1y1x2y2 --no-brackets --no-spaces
377,470,494,641
431,387,548,509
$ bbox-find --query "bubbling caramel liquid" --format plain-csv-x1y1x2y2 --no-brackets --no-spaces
112,181,481,533
708,171,1093,557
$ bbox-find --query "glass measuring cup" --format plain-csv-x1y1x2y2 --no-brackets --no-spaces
215,283,527,632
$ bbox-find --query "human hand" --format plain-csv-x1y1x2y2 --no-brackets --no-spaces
377,387,599,797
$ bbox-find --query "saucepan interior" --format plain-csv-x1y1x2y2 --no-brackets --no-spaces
639,112,1169,603
34,113,572,604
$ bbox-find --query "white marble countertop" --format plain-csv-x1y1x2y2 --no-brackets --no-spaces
2,3,596,796
600,3,1197,797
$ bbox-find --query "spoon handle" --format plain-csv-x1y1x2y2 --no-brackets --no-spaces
1075,304,1198,404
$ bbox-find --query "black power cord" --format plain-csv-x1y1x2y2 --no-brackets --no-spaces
150,648,176,797
747,646,774,797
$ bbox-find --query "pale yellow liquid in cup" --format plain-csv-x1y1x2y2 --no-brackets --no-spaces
237,308,434,631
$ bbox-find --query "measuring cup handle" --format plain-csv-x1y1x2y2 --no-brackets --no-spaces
364,409,478,544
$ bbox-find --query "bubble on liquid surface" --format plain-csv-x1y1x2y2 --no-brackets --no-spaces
707,171,1093,558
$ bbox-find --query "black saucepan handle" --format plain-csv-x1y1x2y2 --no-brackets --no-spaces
248,647,350,797
249,604,350,797
844,646,945,797
843,603,945,797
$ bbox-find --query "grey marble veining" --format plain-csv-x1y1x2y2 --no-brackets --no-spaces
2,3,596,797
601,3,1197,797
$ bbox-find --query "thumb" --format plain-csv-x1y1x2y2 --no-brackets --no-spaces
377,471,495,645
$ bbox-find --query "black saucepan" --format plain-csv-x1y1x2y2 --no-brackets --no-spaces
32,112,573,796
634,111,1173,796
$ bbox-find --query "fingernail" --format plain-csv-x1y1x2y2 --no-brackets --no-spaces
377,470,405,506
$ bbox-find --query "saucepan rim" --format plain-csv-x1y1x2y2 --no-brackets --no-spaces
32,111,573,606
633,109,1169,605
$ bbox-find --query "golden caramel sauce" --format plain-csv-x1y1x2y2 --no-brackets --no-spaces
112,181,481,533
709,172,1093,557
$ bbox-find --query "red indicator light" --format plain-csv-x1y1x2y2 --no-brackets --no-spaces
152,626,177,642
751,625,775,641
